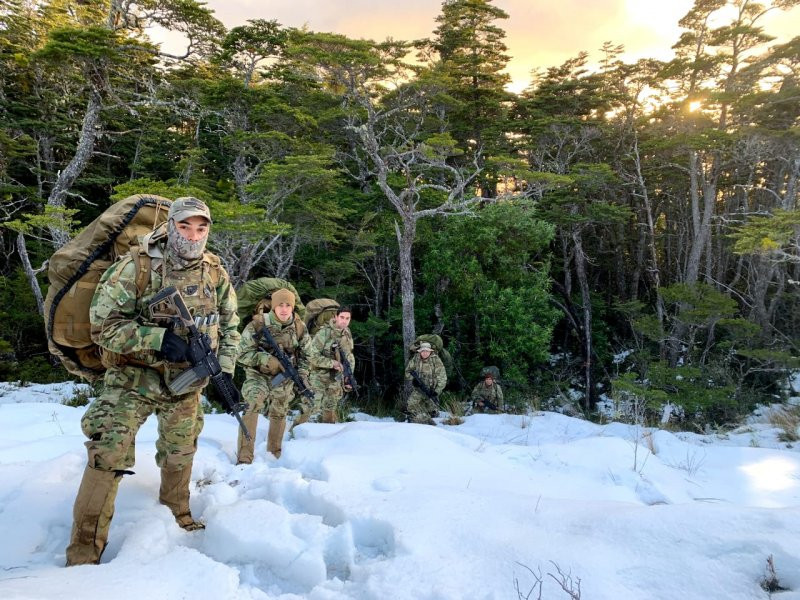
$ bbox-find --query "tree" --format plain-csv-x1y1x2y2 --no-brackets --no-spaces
423,0,513,196
294,32,486,354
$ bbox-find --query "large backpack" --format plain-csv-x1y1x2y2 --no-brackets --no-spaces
408,333,454,378
44,194,172,382
304,298,340,336
237,277,305,327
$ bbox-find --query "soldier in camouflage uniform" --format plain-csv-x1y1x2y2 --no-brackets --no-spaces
236,288,312,462
302,306,355,425
404,342,447,425
65,197,240,566
471,370,504,413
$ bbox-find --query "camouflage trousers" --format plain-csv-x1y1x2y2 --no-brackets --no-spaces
81,366,203,472
407,389,438,424
308,370,344,415
241,373,297,419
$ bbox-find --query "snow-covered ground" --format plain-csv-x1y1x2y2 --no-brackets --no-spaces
1,382,799,599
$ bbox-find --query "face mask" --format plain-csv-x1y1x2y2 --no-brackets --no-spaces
167,219,207,266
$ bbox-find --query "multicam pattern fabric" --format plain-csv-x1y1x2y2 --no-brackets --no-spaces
308,318,355,414
237,311,312,419
404,352,447,424
167,219,207,267
81,367,203,471
84,241,239,472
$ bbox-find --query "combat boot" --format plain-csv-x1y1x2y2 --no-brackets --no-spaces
290,411,310,432
65,466,122,566
159,465,204,531
322,409,337,424
235,412,259,465
266,416,286,458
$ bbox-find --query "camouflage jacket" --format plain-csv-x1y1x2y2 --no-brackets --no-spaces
309,319,355,374
405,353,447,395
470,381,504,409
237,310,311,380
89,244,240,375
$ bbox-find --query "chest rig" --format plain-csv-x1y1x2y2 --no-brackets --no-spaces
254,311,305,360
102,245,222,377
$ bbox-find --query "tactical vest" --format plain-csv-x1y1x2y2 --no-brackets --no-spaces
100,246,223,391
252,311,306,359
320,320,353,361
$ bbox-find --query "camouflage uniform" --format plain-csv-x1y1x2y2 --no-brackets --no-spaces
66,198,240,567
307,318,355,423
79,238,239,470
404,351,447,424
236,310,311,461
470,380,504,413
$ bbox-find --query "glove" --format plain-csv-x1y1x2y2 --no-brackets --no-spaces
260,355,283,375
158,330,190,363
221,373,245,414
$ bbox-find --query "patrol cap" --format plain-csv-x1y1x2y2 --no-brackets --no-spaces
417,342,433,353
169,197,212,224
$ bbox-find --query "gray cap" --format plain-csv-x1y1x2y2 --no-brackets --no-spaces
169,196,212,224
417,342,433,353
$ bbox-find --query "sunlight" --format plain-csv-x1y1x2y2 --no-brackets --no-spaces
688,100,702,112
740,457,799,492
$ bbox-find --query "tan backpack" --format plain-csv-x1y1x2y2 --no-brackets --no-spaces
44,194,171,381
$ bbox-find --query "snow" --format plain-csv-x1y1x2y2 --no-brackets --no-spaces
1,382,799,599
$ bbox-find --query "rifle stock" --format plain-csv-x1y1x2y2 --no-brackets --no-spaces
148,286,251,440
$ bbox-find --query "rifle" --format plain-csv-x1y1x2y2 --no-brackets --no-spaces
332,342,359,398
409,369,440,406
476,395,500,412
148,286,251,441
256,323,315,401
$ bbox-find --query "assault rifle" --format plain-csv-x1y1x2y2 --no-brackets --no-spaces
409,369,440,406
256,324,315,401
332,342,359,398
476,396,500,412
148,286,250,441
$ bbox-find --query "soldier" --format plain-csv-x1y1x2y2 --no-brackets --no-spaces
471,368,504,413
404,341,447,425
301,306,355,425
66,197,240,566
236,288,312,462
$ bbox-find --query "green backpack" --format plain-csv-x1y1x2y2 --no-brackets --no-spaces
408,333,454,378
236,277,305,327
304,298,341,336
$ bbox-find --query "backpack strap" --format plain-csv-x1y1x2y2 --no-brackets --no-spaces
294,316,306,339
202,251,222,288
131,246,153,298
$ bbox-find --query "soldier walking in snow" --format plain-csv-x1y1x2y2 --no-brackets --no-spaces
236,288,313,462
66,197,241,566
300,306,356,425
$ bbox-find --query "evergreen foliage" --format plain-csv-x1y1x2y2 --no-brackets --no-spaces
1,0,798,425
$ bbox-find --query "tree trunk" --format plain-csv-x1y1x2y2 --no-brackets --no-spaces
47,92,102,248
16,234,45,316
395,218,417,355
572,226,593,410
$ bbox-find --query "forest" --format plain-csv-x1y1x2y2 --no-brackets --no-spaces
1,0,799,426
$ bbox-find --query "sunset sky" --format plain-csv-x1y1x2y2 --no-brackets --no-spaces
163,0,800,93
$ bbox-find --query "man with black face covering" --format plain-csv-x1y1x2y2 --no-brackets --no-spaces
65,197,240,566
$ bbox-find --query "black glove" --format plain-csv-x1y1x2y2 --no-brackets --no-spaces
158,330,190,363
221,373,246,414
